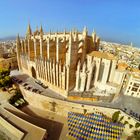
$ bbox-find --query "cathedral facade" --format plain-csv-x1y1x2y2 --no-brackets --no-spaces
16,25,100,97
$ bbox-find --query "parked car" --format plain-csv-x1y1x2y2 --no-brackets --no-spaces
130,110,133,115
17,80,23,84
123,108,127,112
23,83,28,86
14,102,20,107
42,84,48,89
35,80,43,85
27,87,32,90
37,90,42,94
12,77,16,81
24,86,26,89
32,89,38,92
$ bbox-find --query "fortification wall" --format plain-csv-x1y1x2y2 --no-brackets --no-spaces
20,86,139,136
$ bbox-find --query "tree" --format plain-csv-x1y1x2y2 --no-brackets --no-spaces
135,123,140,128
131,130,140,140
112,111,120,123
129,124,134,129
0,76,12,87
0,68,12,87
0,68,10,78
3,76,12,86
83,109,87,114
124,121,129,125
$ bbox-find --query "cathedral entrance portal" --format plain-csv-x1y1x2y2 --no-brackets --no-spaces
31,66,36,79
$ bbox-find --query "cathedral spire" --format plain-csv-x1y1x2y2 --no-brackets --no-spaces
83,26,88,36
49,29,51,34
26,24,32,38
36,26,39,32
64,28,66,34
92,28,96,42
40,25,43,35
92,28,96,36
16,34,21,45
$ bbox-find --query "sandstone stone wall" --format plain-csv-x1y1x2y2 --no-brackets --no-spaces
20,86,139,136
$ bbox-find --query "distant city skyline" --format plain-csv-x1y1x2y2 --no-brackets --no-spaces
0,0,140,47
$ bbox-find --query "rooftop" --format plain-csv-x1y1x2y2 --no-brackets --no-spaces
88,51,116,60
131,68,140,73
117,62,128,71
132,74,140,80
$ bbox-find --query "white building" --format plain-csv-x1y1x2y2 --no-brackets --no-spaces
75,51,126,95
124,72,140,98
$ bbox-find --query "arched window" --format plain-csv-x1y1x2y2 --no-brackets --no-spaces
31,66,37,79
98,62,104,81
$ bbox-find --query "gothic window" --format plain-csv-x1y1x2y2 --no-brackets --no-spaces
78,47,83,53
133,83,140,87
131,87,138,92
92,66,96,81
131,92,134,96
98,62,104,81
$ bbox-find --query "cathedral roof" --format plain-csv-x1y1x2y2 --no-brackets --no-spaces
117,62,128,71
88,51,116,60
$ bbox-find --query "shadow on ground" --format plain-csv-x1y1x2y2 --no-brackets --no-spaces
5,108,64,140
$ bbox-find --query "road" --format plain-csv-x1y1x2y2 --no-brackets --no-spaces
11,70,140,121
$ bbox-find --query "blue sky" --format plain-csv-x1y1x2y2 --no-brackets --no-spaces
0,0,140,47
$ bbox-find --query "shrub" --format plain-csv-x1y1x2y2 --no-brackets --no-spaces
132,130,140,140
135,123,140,128
0,68,12,88
128,117,131,120
1,87,6,91
124,121,129,125
83,109,87,114
112,111,120,123
129,124,133,129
